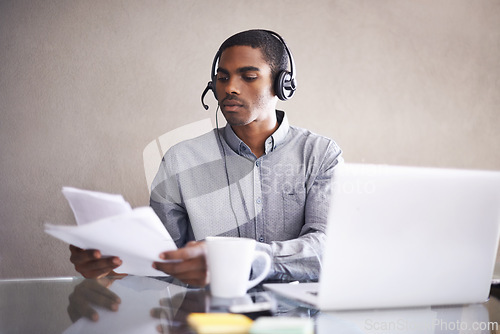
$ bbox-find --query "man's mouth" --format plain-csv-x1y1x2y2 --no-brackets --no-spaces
222,98,244,111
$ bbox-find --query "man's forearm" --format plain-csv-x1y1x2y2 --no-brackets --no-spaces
254,232,326,281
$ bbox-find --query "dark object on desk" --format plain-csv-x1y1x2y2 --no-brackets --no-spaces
228,292,275,320
490,284,500,299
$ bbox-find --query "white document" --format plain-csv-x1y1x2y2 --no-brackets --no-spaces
46,188,177,276
62,187,132,225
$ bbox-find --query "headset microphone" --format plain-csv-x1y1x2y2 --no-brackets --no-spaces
201,82,212,110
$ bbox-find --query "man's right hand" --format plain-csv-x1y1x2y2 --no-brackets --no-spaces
69,245,123,279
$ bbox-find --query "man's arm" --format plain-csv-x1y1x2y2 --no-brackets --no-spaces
254,142,343,282
149,154,206,286
150,153,195,248
253,231,326,281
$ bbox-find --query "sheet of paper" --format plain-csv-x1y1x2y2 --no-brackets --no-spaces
45,207,176,276
62,187,132,225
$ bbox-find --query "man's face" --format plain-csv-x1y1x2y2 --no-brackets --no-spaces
215,45,277,127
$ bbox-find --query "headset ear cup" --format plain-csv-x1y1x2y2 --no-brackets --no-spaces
275,71,287,101
275,71,295,101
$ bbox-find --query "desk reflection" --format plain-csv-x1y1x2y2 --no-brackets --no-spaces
67,277,121,322
0,276,498,334
64,276,186,333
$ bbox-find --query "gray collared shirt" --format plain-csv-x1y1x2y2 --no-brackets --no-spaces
150,110,343,281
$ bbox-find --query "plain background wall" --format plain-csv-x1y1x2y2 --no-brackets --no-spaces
1,0,499,278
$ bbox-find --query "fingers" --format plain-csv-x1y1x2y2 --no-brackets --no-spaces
159,241,206,261
154,258,207,286
153,242,208,287
69,245,122,279
77,257,122,279
69,245,100,264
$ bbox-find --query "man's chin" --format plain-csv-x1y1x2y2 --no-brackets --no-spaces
224,117,252,128
221,111,250,127
226,120,251,127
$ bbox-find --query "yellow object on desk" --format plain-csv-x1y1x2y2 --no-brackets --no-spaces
187,313,254,334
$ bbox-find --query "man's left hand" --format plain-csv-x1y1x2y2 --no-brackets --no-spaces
153,241,208,287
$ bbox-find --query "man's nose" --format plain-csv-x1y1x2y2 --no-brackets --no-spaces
225,77,240,95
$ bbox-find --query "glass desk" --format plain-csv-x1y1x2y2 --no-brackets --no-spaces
1,276,499,333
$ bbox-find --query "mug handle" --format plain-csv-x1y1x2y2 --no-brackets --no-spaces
247,251,271,290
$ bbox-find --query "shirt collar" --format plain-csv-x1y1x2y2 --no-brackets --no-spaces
223,110,290,157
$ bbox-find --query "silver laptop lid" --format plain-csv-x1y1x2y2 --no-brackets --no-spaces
319,164,500,310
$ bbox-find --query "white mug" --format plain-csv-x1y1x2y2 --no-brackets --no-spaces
205,236,271,298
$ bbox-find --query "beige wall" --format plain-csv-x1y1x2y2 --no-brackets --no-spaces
1,0,499,278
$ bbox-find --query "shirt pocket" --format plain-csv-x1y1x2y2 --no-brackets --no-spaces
281,190,306,240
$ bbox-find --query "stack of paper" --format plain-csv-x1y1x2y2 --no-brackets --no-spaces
45,187,177,276
61,187,133,225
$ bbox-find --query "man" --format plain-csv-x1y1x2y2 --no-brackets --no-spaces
70,30,342,286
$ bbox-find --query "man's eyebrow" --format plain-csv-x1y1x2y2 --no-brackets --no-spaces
237,66,260,73
216,68,229,75
216,66,261,74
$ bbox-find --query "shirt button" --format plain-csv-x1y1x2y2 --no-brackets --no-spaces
256,161,260,167
259,236,264,242
256,197,262,204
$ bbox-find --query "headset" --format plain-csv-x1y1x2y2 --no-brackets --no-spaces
201,30,297,110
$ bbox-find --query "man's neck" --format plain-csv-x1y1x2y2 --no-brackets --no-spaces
231,111,278,158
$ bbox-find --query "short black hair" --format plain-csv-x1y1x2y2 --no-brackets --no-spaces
218,29,288,82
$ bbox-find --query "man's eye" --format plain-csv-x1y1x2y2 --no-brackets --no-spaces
243,76,257,82
217,76,228,81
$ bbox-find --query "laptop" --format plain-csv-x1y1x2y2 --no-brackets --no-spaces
264,163,500,310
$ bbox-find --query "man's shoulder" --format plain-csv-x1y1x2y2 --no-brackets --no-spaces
288,124,330,140
288,125,341,154
167,129,218,154
161,128,223,171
